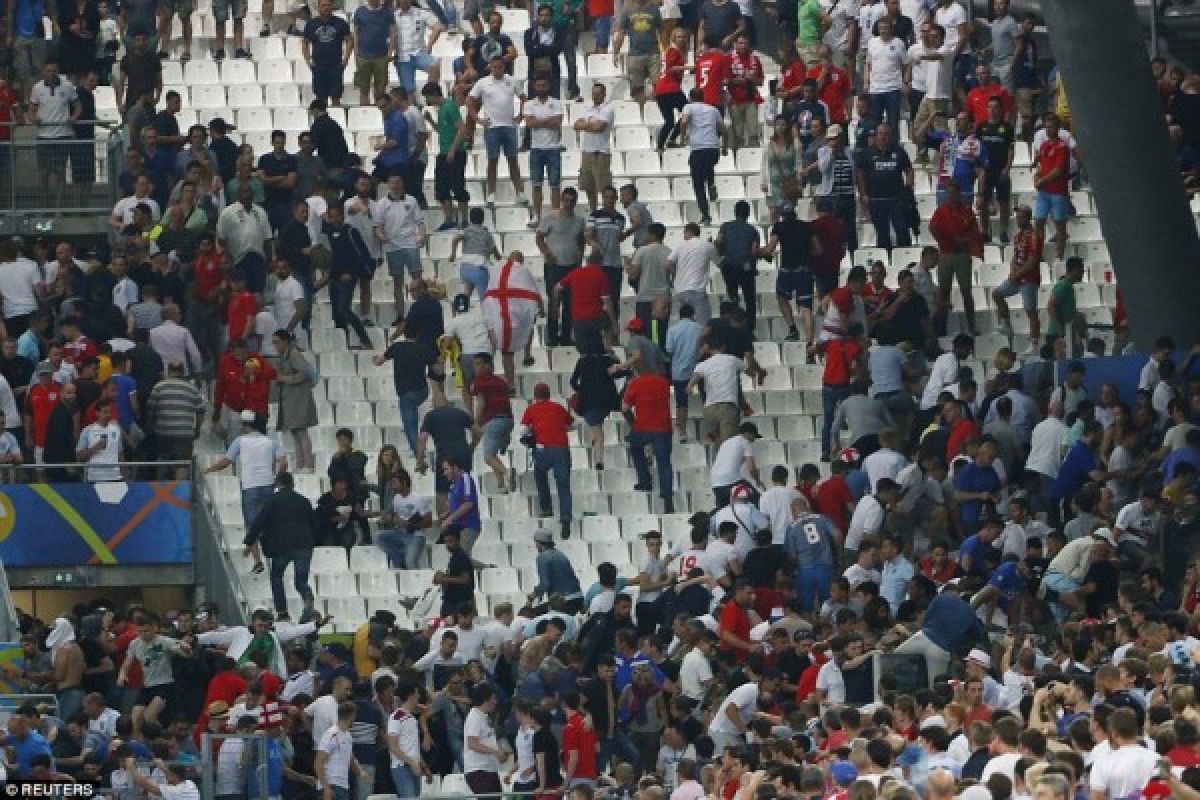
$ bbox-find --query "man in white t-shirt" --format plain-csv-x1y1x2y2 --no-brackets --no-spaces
688,350,744,445
203,410,288,529
759,466,802,545
387,684,427,796
709,423,764,506
705,522,740,583
442,293,494,409
679,90,725,227
845,479,899,556
707,673,779,753
843,544,882,588
307,676,354,744
29,62,79,210
111,176,162,229
669,221,719,325
522,74,565,227
0,246,42,336
1114,490,1163,571
75,400,124,482
1087,708,1157,800
865,18,908,129
920,334,971,409
125,757,201,800
315,699,364,798
378,469,434,569
468,57,528,210
270,259,308,348
679,626,716,701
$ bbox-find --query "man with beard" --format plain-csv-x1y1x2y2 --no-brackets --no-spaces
43,382,81,481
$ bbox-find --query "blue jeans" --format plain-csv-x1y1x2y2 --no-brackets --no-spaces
870,89,903,130
821,384,851,457
795,564,833,612
270,548,314,615
598,733,638,773
331,787,351,800
376,529,427,569
241,485,274,529
868,196,912,251
398,386,429,453
629,431,673,499
392,764,421,798
58,687,84,721
459,261,489,301
533,447,572,521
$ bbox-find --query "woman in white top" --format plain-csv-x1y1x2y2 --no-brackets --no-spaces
463,684,505,795
509,700,539,795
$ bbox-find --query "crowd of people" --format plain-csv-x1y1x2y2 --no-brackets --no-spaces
3,0,1200,798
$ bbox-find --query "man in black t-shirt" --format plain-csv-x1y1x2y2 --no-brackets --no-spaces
871,268,930,349
435,526,476,616
760,206,823,343
855,122,914,251
302,0,354,106
977,96,1016,243
257,131,300,233
418,398,475,513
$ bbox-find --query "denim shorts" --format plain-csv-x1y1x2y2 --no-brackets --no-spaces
386,248,423,277
396,51,439,91
592,14,613,49
529,147,563,187
993,278,1038,311
1041,571,1080,595
776,268,815,307
484,126,518,160
1035,190,1070,222
482,416,514,458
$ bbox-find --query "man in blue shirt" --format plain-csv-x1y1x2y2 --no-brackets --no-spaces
665,302,702,440
959,514,1002,577
880,533,914,615
971,554,1031,629
2,711,53,777
375,91,411,182
441,455,481,549
894,588,983,683
12,0,49,101
1163,427,1200,482
1049,420,1107,516
953,439,1003,535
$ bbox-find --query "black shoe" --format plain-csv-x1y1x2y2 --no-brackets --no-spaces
235,47,251,59
633,483,652,492
699,215,712,226
536,509,554,519
663,497,675,514
214,48,226,59
708,182,718,201
157,50,169,59
785,327,800,342
1044,588,1059,603
560,520,572,539
259,25,270,36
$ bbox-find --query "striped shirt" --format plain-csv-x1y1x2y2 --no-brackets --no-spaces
394,6,436,57
146,378,204,438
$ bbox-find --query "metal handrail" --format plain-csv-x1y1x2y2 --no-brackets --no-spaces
0,559,21,643
10,461,193,470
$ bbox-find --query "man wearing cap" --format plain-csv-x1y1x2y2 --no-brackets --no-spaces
709,422,764,508
530,530,584,614
204,411,287,530
687,338,744,445
520,383,574,540
711,484,770,560
622,364,675,513
618,317,666,377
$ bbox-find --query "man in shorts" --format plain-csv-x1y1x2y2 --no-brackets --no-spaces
156,0,195,60
11,0,51,101
373,173,426,318
1033,112,1072,264
993,205,1041,345
468,56,529,210
352,0,397,105
211,0,250,59
29,60,78,212
303,0,353,106
574,82,615,211
470,353,515,493
760,204,823,344
393,0,443,92
612,0,662,110
423,82,471,230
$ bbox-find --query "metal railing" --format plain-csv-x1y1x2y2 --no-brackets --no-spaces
0,559,21,643
193,473,249,627
9,460,192,482
0,126,125,220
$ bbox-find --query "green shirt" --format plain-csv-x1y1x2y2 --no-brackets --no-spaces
437,98,466,155
1047,278,1076,336
550,0,579,30
225,176,266,207
797,0,824,46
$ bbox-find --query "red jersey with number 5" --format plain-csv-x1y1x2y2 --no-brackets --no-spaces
696,50,730,108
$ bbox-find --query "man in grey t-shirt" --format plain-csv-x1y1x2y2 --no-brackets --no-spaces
620,184,655,249
536,187,587,345
630,222,672,328
613,0,663,105
989,0,1018,89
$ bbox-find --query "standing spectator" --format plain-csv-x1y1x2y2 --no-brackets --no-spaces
623,365,675,513
148,304,202,376
393,0,442,92
1045,256,1086,354
210,0,250,59
910,24,954,163
303,0,354,107
520,382,574,540
377,467,433,568
727,34,764,152
258,131,299,234
463,686,504,796
680,89,725,226
655,29,690,152
470,353,514,493
203,410,287,529
352,0,397,107
629,223,673,332
807,45,853,127
856,122,914,252
666,303,702,441
585,186,626,316
670,224,718,326
315,702,366,799
574,84,615,212
760,204,823,343
115,33,160,114
977,96,1016,241
524,75,564,230
865,18,907,129
538,189,587,347
245,471,318,620
10,0,52,102
423,83,470,231
989,0,1017,89
820,324,865,459
612,0,661,111
698,0,742,49
374,173,427,319
553,252,616,355
993,205,1041,346
1011,13,1041,141
145,362,203,478
0,241,43,338
308,99,350,175
1033,112,1072,264
374,323,434,455
271,330,317,474
468,57,528,211
375,91,410,183
321,203,375,351
709,423,764,506
933,111,986,208
442,293,494,410
715,202,761,329
396,88,430,211
524,6,564,99
965,63,1013,127
814,125,859,253
216,187,273,294
75,398,124,482
928,181,983,336
569,347,621,469
29,61,80,213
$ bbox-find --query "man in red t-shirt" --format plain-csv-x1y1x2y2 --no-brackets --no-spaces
811,197,847,297
471,352,514,493
860,261,895,317
190,236,229,368
1033,112,1072,263
819,327,865,459
695,44,730,110
928,181,984,336
965,63,1014,127
225,270,259,346
561,690,599,784
22,363,60,460
814,461,855,533
805,45,852,125
553,254,615,354
943,399,980,463
519,382,575,537
60,318,98,365
718,581,758,664
622,368,674,512
993,205,1042,343
727,34,764,150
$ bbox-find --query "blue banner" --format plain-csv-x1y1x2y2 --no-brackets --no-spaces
0,482,192,566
